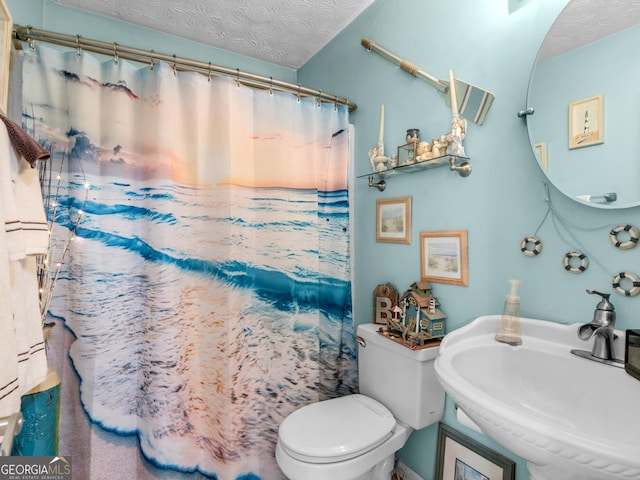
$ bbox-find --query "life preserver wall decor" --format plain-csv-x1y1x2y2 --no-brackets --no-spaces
609,224,639,250
521,185,640,287
612,271,640,297
563,251,588,274
520,236,542,256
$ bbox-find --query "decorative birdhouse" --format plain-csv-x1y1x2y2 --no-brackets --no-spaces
399,281,447,346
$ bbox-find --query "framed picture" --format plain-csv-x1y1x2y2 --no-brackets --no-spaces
420,230,468,286
435,423,515,480
534,141,547,171
376,196,411,244
568,94,603,149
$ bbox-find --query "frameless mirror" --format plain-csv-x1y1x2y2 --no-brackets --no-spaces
526,0,640,209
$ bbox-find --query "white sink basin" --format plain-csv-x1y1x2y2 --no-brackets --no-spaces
435,315,640,480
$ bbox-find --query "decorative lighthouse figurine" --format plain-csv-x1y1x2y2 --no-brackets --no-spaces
369,104,389,172
446,70,467,157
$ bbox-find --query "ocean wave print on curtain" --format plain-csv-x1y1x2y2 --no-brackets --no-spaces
21,43,356,480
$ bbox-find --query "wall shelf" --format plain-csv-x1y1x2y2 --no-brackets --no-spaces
358,154,472,191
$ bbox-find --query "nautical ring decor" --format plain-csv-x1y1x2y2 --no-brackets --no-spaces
612,271,640,297
609,224,639,250
520,236,542,256
563,251,588,274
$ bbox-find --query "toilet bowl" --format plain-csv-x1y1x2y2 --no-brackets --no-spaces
276,323,445,480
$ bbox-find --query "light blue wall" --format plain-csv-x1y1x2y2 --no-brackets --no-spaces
300,0,640,478
7,1,640,479
5,0,297,83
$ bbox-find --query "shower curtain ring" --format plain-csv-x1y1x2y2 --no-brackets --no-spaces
207,62,212,82
334,95,339,111
149,50,156,71
113,43,119,65
236,68,241,87
171,55,177,76
269,77,273,96
317,90,322,107
297,84,301,102
26,26,36,51
75,35,81,57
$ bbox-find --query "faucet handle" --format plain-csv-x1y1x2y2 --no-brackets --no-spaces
587,289,616,325
586,289,611,303
587,289,614,308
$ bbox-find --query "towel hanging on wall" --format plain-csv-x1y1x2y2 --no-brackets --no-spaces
0,118,49,418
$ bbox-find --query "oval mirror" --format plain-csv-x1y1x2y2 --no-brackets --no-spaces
526,0,640,209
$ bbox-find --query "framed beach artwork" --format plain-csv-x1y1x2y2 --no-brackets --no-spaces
376,197,411,244
420,230,468,286
435,423,515,480
568,94,603,149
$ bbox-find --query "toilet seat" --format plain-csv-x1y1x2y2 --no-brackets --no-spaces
278,394,396,464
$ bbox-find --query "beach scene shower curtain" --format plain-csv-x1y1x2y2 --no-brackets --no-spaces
21,44,356,480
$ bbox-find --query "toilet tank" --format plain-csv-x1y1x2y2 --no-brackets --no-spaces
356,323,445,429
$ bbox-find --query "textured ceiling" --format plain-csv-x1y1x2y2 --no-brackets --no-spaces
53,0,375,69
537,0,640,62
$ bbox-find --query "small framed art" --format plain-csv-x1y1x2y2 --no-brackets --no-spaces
568,94,603,149
435,423,515,480
376,196,411,244
420,230,468,286
534,141,547,171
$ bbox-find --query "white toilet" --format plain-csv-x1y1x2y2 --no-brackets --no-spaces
276,323,445,480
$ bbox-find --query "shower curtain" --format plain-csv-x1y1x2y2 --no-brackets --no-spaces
20,43,356,480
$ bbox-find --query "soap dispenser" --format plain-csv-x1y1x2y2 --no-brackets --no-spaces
495,279,522,345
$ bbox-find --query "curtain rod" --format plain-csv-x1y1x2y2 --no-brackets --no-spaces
13,24,357,113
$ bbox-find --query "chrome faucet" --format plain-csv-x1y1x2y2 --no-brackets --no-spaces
570,289,624,367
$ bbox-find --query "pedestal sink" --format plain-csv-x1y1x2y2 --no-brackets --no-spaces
434,315,640,480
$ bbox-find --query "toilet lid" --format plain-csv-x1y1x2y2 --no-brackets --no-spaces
278,394,396,463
